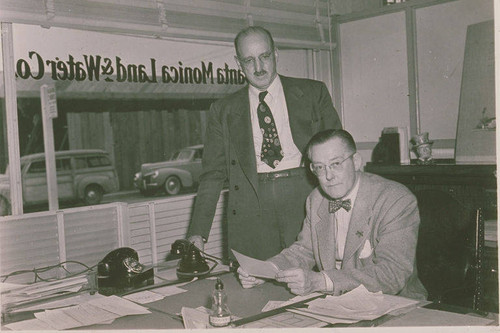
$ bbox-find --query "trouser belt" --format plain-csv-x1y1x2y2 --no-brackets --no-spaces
257,167,306,181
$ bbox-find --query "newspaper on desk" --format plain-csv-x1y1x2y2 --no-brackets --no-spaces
287,284,419,325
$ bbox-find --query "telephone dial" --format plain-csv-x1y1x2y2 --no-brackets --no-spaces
97,247,153,295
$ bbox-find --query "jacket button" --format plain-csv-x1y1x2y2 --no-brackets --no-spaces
232,210,236,215
231,160,236,165
234,185,239,190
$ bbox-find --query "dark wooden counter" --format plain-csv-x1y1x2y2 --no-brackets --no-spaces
364,162,498,313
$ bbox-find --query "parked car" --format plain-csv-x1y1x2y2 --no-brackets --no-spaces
134,145,204,196
0,149,119,216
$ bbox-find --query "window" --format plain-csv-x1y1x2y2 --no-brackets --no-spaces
2,23,314,215
194,149,203,160
87,156,111,168
74,157,87,170
27,161,46,174
56,158,72,171
175,150,193,161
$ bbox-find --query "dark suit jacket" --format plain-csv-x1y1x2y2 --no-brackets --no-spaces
187,75,341,255
269,172,428,300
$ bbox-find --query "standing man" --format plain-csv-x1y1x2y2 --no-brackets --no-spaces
239,129,427,300
186,26,341,260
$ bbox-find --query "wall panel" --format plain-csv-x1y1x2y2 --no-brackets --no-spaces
339,11,409,143
415,0,493,141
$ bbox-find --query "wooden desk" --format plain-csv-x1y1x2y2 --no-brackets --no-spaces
74,271,496,330
80,272,294,330
3,270,497,330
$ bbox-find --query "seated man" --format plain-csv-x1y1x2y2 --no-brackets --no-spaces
238,129,427,300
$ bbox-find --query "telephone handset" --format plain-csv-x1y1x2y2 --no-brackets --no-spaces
97,247,153,295
171,239,211,279
98,247,143,276
168,239,241,279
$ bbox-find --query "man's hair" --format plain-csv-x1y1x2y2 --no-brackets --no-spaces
306,129,357,159
234,26,275,57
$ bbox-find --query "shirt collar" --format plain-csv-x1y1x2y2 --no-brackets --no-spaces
248,75,281,102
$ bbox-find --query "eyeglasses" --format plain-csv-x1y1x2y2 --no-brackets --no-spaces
309,152,355,176
237,51,273,68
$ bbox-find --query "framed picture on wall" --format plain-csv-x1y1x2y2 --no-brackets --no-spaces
455,20,495,164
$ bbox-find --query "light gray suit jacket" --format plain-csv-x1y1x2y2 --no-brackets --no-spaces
269,172,428,300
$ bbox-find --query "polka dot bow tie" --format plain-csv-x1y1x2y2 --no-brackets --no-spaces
329,199,352,213
258,91,283,169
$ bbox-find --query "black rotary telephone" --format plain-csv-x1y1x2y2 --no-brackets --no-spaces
97,247,154,295
170,239,211,279
168,239,240,279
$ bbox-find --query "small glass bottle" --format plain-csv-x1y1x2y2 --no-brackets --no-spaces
209,278,231,327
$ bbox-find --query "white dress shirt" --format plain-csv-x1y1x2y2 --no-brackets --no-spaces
248,76,302,173
322,177,361,292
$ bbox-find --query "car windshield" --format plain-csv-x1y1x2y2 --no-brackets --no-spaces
171,150,192,161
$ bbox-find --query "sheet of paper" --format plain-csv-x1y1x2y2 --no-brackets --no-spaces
33,303,117,330
123,290,165,304
242,311,329,328
306,285,419,321
35,308,84,330
181,306,210,329
4,318,55,330
12,293,107,313
286,308,357,325
0,282,26,293
62,302,119,326
231,249,279,279
261,292,323,312
88,295,151,316
151,285,188,297
380,307,495,327
17,276,87,296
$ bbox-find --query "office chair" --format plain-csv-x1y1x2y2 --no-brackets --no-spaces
415,189,483,311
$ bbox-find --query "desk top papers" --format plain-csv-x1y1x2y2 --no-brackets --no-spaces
380,307,495,327
4,294,151,330
290,285,419,324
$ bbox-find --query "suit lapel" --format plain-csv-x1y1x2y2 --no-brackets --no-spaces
342,174,373,263
315,197,336,270
281,76,310,152
228,87,258,190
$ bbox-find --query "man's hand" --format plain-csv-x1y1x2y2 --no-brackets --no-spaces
237,267,265,289
275,268,325,295
187,235,205,252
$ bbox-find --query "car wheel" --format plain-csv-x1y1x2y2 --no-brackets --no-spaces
164,176,181,196
83,184,103,205
0,196,11,216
